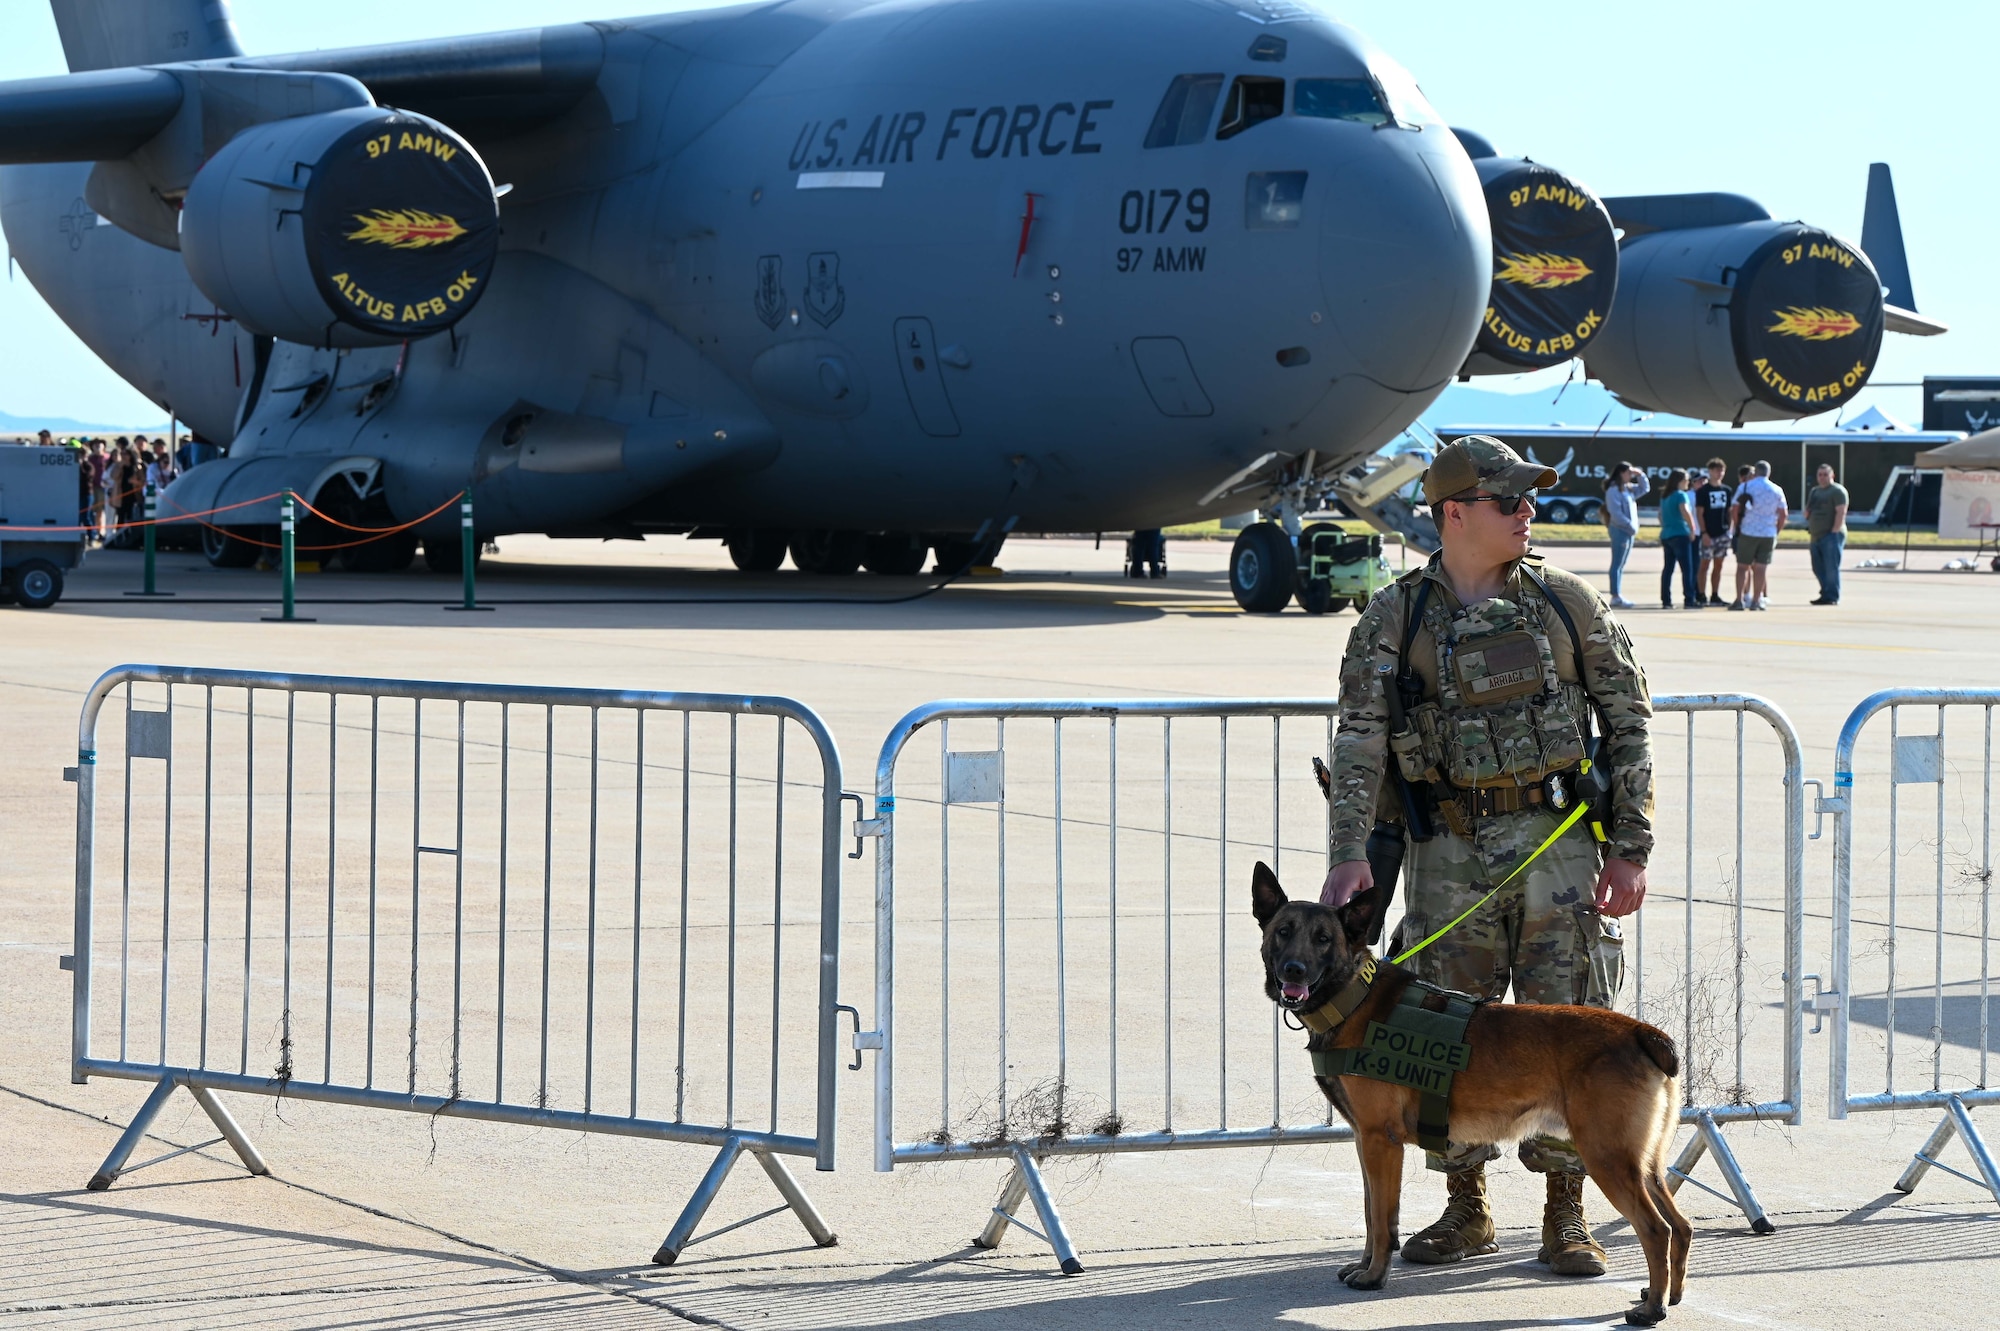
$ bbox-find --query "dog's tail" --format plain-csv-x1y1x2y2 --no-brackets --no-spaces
1634,1023,1681,1079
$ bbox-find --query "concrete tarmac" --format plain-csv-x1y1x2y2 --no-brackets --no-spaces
2,533,1996,1329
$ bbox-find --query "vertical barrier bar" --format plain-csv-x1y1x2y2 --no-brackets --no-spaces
323,695,337,1085
1053,720,1068,1106
1105,716,1116,1116
997,717,1009,1133
1163,719,1174,1132
496,703,510,1102
158,686,174,1067
199,688,213,1070
366,698,379,1087
675,711,691,1122
938,721,950,1137
635,709,649,1121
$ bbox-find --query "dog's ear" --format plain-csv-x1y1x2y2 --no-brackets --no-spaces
1337,880,1387,949
1251,861,1287,929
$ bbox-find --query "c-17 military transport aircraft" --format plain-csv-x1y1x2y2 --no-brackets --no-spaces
0,0,1943,610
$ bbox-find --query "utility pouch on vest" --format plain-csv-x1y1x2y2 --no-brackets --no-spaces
1452,630,1544,706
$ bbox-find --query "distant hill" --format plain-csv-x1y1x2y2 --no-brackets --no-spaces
0,408,171,437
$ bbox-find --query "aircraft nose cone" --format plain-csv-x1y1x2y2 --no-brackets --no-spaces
1319,137,1489,392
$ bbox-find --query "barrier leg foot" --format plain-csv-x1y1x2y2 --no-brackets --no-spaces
1899,1095,2000,1205
188,1084,268,1177
974,1162,1032,1250
653,1137,745,1265
87,1077,178,1191
1948,1097,2000,1204
1895,1111,1959,1194
1010,1144,1084,1275
1699,1112,1774,1233
751,1149,837,1248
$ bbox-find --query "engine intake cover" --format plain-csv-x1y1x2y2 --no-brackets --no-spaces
1585,220,1885,422
182,106,500,348
1465,158,1618,373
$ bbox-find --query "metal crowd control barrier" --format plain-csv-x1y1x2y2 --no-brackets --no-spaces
67,665,846,1264
1827,689,2000,1204
855,694,1804,1271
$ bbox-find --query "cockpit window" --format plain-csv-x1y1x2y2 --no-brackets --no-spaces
1372,58,1444,129
1144,74,1224,149
1294,78,1389,126
1215,75,1285,140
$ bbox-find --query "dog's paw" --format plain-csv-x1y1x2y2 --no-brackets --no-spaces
1339,1265,1386,1291
1623,1301,1666,1327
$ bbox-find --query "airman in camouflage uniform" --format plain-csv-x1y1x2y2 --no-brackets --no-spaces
1321,436,1653,1277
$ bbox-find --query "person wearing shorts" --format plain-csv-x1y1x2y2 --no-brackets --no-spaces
1692,459,1733,606
1730,461,1787,611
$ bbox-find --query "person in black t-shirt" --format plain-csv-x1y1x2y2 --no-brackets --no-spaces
1692,458,1734,607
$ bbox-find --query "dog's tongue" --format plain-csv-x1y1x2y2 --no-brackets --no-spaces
1281,981,1311,1004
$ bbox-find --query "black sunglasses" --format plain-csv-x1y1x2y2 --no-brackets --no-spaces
1449,492,1536,516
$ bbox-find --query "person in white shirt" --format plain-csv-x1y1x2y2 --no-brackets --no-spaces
1729,460,1787,611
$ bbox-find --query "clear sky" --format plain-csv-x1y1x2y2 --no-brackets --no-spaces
0,0,1991,426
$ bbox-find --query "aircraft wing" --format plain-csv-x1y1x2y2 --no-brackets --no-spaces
0,24,605,165
0,67,183,163
235,25,605,137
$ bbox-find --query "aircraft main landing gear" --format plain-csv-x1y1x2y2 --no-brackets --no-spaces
1229,522,1295,613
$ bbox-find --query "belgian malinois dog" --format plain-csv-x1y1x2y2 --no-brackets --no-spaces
1251,861,1690,1326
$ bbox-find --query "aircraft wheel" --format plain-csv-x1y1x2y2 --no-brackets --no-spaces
860,533,929,576
933,533,1006,575
1231,522,1296,613
726,528,789,572
1541,499,1575,525
423,537,480,575
789,530,865,575
9,559,63,609
201,524,262,569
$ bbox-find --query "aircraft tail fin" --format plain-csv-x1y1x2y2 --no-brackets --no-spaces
51,0,243,73
1862,161,1917,311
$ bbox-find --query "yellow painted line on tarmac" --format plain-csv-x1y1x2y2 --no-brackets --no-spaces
1643,631,1935,653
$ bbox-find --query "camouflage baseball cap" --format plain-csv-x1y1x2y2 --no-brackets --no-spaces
1421,435,1559,505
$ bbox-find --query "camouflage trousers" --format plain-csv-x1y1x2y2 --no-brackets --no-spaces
1390,804,1625,1175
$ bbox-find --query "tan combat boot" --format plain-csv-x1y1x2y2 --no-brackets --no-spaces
1400,1165,1498,1264
1539,1172,1608,1276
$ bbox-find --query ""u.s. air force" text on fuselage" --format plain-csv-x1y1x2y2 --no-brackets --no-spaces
787,100,1116,171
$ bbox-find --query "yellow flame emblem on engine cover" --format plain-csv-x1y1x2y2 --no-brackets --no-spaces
346,209,468,250
1766,307,1863,341
1494,252,1593,290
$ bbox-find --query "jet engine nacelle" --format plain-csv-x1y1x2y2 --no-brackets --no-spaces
1461,156,1619,376
181,107,500,349
1584,221,1886,422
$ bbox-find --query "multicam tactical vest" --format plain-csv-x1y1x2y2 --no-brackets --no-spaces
1388,577,1589,790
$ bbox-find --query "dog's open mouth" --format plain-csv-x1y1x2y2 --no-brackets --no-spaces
1279,980,1312,1006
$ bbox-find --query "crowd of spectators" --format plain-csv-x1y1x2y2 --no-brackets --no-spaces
9,427,198,546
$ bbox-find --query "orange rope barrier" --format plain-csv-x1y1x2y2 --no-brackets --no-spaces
292,489,461,535
11,491,286,535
